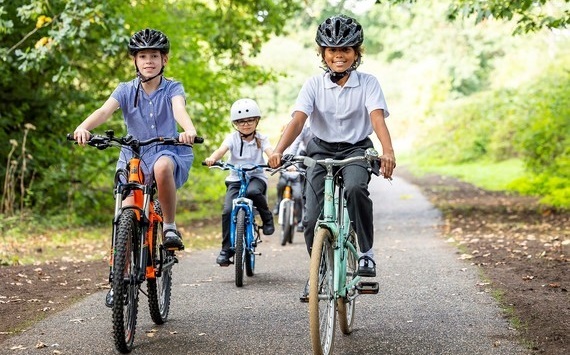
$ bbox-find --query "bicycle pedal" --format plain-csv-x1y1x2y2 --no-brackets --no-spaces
356,282,379,294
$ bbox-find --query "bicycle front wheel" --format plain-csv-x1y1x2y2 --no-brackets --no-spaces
338,228,357,334
147,200,172,325
280,202,293,246
234,209,246,287
112,209,140,353
309,228,336,355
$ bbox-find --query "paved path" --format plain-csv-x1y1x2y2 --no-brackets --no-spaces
1,175,527,354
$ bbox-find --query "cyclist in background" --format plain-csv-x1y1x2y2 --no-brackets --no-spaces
273,123,313,232
268,15,396,297
73,28,198,251
204,98,275,266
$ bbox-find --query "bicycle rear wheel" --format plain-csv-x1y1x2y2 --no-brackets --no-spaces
280,202,293,246
338,228,357,334
309,228,336,355
147,200,172,324
112,209,140,353
234,209,246,287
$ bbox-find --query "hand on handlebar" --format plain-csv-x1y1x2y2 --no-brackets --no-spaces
380,153,396,180
73,128,91,146
203,157,217,167
178,130,197,144
268,152,283,169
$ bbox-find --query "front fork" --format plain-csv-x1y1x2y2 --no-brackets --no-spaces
229,198,256,253
108,184,154,285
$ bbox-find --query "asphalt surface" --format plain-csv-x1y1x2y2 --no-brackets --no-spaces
2,175,528,354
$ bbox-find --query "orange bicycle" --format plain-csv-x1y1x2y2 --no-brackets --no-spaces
67,130,202,353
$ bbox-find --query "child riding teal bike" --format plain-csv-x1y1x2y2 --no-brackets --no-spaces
268,14,396,298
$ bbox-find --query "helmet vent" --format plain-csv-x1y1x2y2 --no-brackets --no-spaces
334,20,341,35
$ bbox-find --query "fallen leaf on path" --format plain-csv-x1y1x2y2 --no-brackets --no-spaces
35,341,47,348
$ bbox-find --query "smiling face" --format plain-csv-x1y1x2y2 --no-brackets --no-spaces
233,117,259,136
134,49,167,78
323,47,357,73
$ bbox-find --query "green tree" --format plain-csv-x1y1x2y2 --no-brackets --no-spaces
380,0,569,33
1,0,128,220
0,0,301,224
446,0,570,34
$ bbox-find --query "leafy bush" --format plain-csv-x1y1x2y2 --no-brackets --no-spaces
413,52,569,208
508,63,570,208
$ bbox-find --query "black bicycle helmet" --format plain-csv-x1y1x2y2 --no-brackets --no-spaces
128,28,170,56
316,14,363,48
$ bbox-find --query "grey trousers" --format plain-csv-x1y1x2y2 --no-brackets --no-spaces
303,137,374,255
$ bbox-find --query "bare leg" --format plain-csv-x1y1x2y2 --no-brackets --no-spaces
154,156,183,249
154,156,176,224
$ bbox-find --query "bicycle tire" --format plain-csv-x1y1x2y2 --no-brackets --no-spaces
337,228,357,334
245,232,255,277
280,202,293,246
234,208,246,287
112,209,140,353
309,228,336,355
147,200,172,324
287,201,295,244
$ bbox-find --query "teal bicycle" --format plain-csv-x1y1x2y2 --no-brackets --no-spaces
283,148,381,355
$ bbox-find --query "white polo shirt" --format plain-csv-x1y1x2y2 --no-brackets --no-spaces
222,131,271,183
292,71,389,144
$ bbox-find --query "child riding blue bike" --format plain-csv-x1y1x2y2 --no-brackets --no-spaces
204,98,275,266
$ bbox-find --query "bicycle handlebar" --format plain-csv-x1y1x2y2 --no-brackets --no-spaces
66,130,204,150
201,160,269,172
281,148,380,169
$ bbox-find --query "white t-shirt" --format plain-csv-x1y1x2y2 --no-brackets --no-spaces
222,131,271,183
292,71,389,144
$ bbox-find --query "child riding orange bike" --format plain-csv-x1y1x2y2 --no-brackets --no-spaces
73,28,199,304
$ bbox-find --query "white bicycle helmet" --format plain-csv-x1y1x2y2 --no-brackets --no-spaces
230,98,261,122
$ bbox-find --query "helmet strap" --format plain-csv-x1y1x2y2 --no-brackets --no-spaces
133,65,164,107
238,130,256,156
324,56,360,84
329,70,348,83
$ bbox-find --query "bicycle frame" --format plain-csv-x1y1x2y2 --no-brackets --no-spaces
319,166,360,301
111,154,161,284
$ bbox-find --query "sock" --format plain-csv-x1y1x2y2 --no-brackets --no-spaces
358,249,375,266
164,223,177,236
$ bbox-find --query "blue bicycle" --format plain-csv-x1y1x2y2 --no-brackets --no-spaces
203,161,268,287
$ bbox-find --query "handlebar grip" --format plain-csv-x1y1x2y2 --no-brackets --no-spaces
201,161,208,166
66,133,75,141
194,136,204,144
